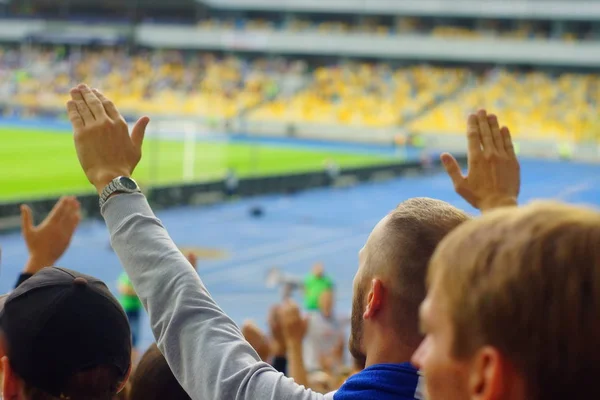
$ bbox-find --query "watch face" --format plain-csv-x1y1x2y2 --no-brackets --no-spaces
119,177,138,190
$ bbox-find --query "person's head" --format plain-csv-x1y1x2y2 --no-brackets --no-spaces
318,289,334,318
349,198,470,368
0,267,132,400
129,343,191,400
312,262,324,278
412,201,600,400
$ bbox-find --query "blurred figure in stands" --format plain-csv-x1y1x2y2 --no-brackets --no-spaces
413,202,600,400
117,271,143,359
304,262,334,312
303,290,345,374
129,343,191,400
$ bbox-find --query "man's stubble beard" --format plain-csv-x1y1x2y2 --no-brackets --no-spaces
349,283,367,370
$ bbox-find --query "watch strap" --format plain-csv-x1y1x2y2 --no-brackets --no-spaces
99,177,140,209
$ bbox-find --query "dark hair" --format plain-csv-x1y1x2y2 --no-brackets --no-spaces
22,365,122,400
128,344,191,400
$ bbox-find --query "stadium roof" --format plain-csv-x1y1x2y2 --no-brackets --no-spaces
201,0,600,20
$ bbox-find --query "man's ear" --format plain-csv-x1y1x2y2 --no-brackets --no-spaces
2,356,21,399
469,346,518,400
117,359,134,394
363,279,384,319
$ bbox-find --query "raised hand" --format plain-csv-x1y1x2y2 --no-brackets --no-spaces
241,320,271,361
279,300,309,345
67,85,150,194
268,305,287,356
21,196,81,273
441,109,520,211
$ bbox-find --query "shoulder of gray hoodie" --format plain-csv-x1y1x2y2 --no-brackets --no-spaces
103,193,336,400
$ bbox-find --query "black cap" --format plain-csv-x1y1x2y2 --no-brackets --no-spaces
0,267,131,397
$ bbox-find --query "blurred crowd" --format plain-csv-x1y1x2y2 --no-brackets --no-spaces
1,45,598,140
0,46,307,119
1,85,599,400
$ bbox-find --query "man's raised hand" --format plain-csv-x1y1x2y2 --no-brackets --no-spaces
67,84,150,194
21,196,81,274
441,109,520,211
279,300,309,346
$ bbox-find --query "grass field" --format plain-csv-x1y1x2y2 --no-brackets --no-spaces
0,127,395,201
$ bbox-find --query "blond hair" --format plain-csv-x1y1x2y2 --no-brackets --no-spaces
384,198,471,345
429,201,600,400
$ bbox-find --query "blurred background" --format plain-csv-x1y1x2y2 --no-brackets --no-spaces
0,0,599,351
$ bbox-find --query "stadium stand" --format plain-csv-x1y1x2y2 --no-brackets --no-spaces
409,68,600,141
0,47,295,119
248,64,470,127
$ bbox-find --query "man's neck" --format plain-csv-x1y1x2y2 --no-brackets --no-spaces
364,336,417,368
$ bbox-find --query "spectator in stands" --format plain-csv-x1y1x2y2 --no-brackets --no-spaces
303,290,345,374
304,262,334,312
412,201,600,400
14,196,81,288
117,271,143,358
129,343,191,400
66,85,519,400
0,267,131,399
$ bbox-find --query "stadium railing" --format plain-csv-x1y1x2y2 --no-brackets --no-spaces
0,155,463,232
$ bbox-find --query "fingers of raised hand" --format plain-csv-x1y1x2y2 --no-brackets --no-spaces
78,84,106,120
466,113,481,156
61,197,81,230
69,88,95,126
487,114,506,156
92,88,121,121
20,204,33,236
501,126,516,158
66,100,84,129
477,109,496,156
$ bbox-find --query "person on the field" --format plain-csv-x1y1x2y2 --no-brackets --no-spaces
67,84,519,400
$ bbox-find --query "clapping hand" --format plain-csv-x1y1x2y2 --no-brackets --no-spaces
441,109,520,211
21,196,81,273
279,300,309,346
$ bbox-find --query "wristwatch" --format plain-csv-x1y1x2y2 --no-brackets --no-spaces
99,176,141,208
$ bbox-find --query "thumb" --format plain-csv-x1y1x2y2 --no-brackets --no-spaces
131,116,150,152
441,153,464,187
20,205,34,236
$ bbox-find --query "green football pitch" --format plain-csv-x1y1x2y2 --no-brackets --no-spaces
0,127,395,201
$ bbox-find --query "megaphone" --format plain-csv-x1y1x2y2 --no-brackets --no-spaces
265,267,304,300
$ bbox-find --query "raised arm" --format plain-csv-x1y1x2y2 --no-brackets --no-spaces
441,109,521,212
66,84,321,400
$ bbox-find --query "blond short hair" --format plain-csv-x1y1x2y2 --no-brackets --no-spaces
384,198,470,345
428,201,600,400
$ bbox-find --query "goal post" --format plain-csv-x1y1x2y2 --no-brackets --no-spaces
136,116,228,187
